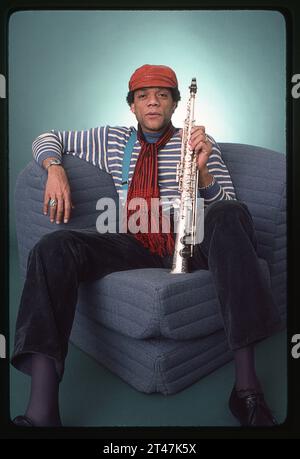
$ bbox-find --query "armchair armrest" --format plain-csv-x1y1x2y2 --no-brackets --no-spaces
15,155,118,278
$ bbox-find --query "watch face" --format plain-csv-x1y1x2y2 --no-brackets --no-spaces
47,159,62,169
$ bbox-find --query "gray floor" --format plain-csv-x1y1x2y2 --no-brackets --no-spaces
9,246,287,427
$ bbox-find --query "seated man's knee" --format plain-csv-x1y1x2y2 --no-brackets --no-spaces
202,200,257,250
32,230,75,256
205,200,250,219
204,200,254,232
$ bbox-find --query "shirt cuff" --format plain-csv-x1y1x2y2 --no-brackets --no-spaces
198,177,221,200
35,151,62,168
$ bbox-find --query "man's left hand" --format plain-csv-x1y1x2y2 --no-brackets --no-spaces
179,125,213,171
189,126,213,171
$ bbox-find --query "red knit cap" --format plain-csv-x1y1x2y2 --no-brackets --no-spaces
129,64,178,91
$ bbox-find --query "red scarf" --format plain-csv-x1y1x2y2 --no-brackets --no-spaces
126,122,176,257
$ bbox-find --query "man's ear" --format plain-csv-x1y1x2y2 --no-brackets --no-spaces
172,102,178,113
130,103,136,114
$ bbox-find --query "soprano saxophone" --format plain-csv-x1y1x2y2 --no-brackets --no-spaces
171,78,200,274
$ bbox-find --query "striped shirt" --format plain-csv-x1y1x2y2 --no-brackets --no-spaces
32,125,236,207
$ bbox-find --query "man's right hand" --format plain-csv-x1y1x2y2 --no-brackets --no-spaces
42,161,74,224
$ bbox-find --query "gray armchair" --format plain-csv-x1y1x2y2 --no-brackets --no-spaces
14,143,286,395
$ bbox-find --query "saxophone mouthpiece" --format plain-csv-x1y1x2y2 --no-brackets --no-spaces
189,78,197,94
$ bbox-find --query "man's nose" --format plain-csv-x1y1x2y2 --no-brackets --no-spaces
147,94,160,105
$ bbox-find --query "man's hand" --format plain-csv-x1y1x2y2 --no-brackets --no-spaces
188,126,213,170
179,125,214,187
43,166,74,224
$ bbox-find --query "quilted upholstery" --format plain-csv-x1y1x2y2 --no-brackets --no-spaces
220,144,286,315
15,158,119,277
76,260,271,340
71,310,233,395
15,145,286,339
14,143,286,393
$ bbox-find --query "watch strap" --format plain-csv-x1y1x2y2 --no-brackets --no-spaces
46,159,62,170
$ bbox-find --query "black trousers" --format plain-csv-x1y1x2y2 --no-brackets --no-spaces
11,200,282,381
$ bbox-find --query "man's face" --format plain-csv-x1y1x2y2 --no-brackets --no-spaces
130,87,177,133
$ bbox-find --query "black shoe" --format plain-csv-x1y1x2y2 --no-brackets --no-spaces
12,415,35,427
229,387,278,426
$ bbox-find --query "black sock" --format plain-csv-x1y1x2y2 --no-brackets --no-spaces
233,345,262,394
25,354,62,427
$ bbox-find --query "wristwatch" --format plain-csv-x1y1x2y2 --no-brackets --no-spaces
46,159,62,170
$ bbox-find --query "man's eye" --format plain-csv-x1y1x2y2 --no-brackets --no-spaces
159,93,168,98
138,94,146,99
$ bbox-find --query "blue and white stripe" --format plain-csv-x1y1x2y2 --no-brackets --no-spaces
32,125,236,207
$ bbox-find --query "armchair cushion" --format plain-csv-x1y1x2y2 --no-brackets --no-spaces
77,261,270,340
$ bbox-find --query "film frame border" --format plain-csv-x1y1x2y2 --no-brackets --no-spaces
0,0,299,441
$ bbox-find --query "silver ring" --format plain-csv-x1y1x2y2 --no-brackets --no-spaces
49,198,58,207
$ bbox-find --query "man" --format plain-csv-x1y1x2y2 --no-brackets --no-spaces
11,64,281,427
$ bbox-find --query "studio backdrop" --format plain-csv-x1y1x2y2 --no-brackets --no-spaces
8,8,287,426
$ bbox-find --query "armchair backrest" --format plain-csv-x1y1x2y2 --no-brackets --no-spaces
219,143,286,268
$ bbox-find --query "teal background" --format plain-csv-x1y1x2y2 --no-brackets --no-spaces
8,9,286,151
8,9,286,247
8,10,287,426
